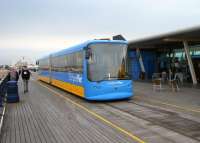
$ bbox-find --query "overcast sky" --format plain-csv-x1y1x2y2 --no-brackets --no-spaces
0,0,200,65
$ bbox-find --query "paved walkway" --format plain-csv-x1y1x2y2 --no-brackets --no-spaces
134,81,200,113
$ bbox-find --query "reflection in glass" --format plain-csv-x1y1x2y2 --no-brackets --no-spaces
87,43,129,81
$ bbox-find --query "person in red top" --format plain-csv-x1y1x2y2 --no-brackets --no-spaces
21,67,31,93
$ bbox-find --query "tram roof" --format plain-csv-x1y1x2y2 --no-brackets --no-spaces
128,25,200,49
39,40,127,60
52,40,127,57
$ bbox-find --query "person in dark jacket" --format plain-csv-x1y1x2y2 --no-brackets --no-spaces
21,67,31,93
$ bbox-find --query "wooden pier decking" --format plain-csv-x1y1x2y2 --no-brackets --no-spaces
0,79,135,143
1,76,200,143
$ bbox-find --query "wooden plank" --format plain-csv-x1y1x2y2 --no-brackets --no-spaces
10,105,16,143
29,84,62,143
23,99,45,143
16,102,26,143
23,97,48,143
21,99,37,143
14,104,21,143
1,79,138,143
27,101,57,143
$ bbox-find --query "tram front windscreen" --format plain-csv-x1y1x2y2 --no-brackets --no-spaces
87,43,130,82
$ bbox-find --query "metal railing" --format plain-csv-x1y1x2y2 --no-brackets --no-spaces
0,74,9,135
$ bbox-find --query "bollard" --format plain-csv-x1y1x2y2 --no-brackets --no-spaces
6,81,19,103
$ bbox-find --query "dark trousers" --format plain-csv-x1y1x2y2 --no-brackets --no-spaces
23,79,29,92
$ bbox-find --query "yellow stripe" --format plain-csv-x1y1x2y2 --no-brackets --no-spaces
38,81,146,143
51,78,84,97
38,75,84,97
135,96,200,113
38,76,50,83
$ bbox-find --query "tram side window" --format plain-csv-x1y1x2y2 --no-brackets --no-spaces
69,52,83,72
65,51,83,73
52,56,65,72
52,51,83,73
39,59,49,70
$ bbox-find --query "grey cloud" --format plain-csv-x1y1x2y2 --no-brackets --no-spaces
0,0,200,64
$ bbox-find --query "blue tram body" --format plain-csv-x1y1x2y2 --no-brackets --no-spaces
38,40,134,101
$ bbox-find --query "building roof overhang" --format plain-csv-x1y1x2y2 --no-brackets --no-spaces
128,26,200,49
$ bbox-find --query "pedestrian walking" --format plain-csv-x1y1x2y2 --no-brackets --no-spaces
21,67,31,93
18,69,22,76
8,68,19,81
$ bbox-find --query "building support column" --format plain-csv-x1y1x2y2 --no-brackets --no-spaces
183,41,197,85
136,48,145,73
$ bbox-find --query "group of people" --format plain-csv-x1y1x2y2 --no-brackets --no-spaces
8,67,31,93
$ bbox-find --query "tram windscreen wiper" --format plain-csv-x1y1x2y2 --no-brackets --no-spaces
97,76,129,82
96,76,117,82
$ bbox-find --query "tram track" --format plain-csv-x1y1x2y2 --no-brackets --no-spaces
104,100,200,142
36,79,200,142
37,81,146,143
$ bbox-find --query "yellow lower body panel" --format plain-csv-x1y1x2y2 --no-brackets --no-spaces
38,76,84,97
38,76,50,83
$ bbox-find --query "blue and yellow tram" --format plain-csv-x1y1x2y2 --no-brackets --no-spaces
37,40,133,100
